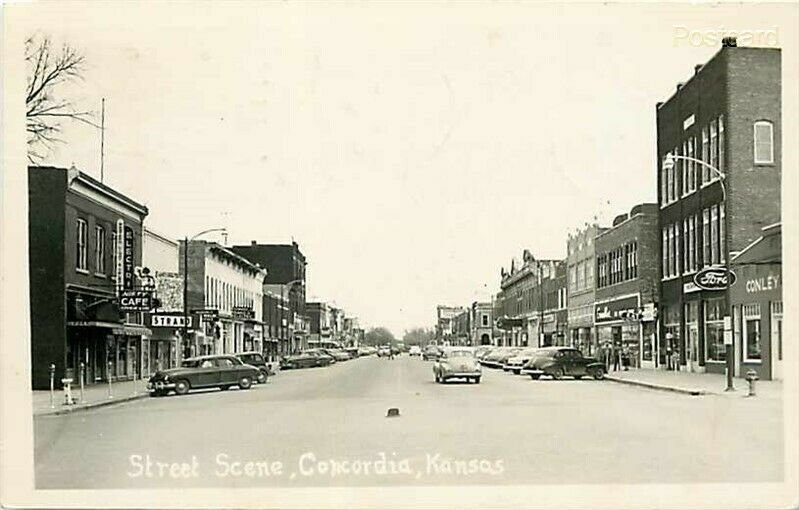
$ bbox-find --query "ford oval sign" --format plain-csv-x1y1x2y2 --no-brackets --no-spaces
694,267,736,291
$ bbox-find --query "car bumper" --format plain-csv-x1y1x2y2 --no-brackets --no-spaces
521,368,544,376
504,364,524,371
147,381,176,392
440,372,481,378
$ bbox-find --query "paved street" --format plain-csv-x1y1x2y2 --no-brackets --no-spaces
34,355,783,489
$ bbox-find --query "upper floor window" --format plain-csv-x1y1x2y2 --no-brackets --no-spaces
754,121,774,164
110,232,118,280
76,218,88,272
482,314,489,327
701,127,710,184
94,225,106,274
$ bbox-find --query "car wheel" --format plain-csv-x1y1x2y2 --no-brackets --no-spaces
474,377,481,384
590,368,605,380
239,376,253,390
530,374,541,380
174,379,190,395
512,369,521,375
257,372,267,384
551,368,565,380
219,385,231,391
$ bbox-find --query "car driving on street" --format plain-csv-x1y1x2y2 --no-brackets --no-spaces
521,347,606,380
147,355,261,396
409,345,422,356
433,347,481,384
422,344,441,361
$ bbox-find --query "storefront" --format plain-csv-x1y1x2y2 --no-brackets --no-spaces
594,294,643,369
729,223,782,381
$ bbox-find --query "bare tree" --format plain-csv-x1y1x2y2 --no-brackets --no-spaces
26,33,97,162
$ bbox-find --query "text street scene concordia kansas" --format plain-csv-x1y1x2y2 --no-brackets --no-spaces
22,4,787,490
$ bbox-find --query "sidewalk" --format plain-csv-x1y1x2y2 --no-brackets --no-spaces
605,367,782,398
33,379,149,416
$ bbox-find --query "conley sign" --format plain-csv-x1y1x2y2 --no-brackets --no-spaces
693,267,737,291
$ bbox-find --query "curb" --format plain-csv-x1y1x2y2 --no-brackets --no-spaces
34,393,149,417
605,376,706,396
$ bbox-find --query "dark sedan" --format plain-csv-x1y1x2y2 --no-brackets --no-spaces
422,345,441,361
280,350,334,369
235,352,270,383
147,355,260,396
521,347,606,380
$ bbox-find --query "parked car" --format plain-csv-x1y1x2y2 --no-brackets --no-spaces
148,355,260,396
474,346,494,360
503,348,542,374
377,347,391,357
235,352,270,383
481,347,521,368
357,346,373,356
391,346,401,356
433,347,481,384
280,350,334,369
422,345,441,361
521,347,606,380
320,348,351,362
409,345,422,356
344,347,360,358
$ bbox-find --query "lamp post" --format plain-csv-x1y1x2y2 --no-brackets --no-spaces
182,228,226,360
662,153,733,391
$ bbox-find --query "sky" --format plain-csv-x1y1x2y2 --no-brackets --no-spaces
8,2,797,337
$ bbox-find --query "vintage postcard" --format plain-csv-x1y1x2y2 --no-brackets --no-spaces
1,1,797,509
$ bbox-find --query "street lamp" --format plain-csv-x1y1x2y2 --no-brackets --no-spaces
182,228,226,360
662,153,733,391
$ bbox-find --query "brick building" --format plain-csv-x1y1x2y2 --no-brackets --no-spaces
469,301,494,346
541,260,569,347
28,166,150,389
594,204,660,369
142,228,182,373
450,308,471,345
231,241,308,354
306,301,331,348
656,40,781,375
435,305,465,343
567,224,607,355
495,251,560,347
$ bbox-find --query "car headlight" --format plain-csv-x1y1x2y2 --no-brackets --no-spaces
162,375,169,382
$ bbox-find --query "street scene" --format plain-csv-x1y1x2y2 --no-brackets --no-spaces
35,353,783,489
1,2,796,509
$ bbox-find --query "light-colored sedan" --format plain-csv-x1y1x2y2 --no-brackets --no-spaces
504,348,543,374
433,347,482,384
409,345,422,356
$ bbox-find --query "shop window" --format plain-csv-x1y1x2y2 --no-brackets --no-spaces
95,225,106,275
705,298,727,362
743,303,762,362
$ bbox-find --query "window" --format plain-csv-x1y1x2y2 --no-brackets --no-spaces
586,261,593,289
94,225,106,274
683,219,689,273
705,298,727,362
702,209,711,267
667,225,674,278
718,115,725,172
701,127,710,184
569,266,577,292
711,205,719,265
111,232,118,279
76,218,88,271
661,166,668,206
754,121,774,164
482,314,489,327
630,241,638,279
681,141,688,196
674,222,681,276
688,215,696,272
720,206,726,263
743,304,762,361
709,119,718,175
687,137,696,192
662,227,669,278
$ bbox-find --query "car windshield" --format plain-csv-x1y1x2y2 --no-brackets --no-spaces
180,359,200,368
239,354,262,364
447,350,473,358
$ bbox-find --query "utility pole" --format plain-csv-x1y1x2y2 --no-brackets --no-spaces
100,98,105,182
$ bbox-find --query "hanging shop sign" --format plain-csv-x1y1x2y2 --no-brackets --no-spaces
151,314,193,328
694,267,736,291
123,225,135,290
119,289,152,312
232,306,255,320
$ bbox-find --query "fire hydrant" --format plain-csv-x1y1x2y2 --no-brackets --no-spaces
746,369,759,397
61,378,75,405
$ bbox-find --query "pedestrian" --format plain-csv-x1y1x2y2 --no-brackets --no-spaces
622,346,630,371
612,346,621,371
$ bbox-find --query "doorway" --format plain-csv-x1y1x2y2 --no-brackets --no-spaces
687,325,700,372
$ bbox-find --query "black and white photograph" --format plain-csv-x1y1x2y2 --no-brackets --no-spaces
1,1,797,509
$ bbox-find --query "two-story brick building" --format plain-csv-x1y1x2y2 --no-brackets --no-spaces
29,166,150,389
594,204,660,369
656,39,781,375
567,224,607,355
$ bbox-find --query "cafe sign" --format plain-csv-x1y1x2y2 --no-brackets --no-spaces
119,289,152,312
694,267,736,291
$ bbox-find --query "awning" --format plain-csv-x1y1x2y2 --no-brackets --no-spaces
111,325,153,337
68,320,123,329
